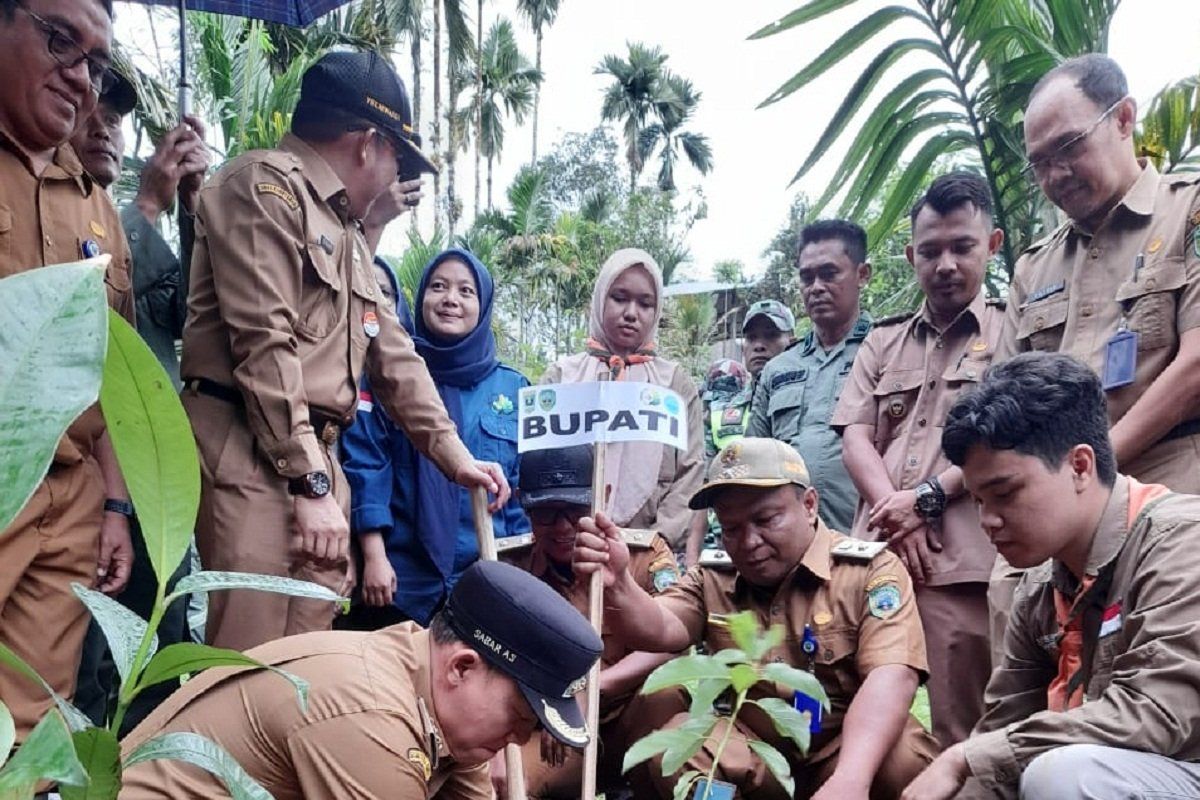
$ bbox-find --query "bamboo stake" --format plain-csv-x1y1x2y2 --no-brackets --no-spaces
581,409,609,799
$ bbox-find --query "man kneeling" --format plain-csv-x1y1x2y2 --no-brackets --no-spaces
120,561,602,798
904,352,1200,799
575,438,938,799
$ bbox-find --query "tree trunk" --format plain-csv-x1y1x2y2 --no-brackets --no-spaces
432,0,443,230
410,33,422,229
531,29,542,164
487,153,495,210
474,0,484,219
447,75,458,239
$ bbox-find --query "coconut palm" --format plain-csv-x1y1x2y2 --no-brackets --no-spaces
431,0,473,229
635,73,712,192
596,42,686,192
515,0,562,164
469,18,542,209
751,0,1120,269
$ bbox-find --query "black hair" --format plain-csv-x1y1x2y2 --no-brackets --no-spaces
1031,54,1128,110
1,0,113,20
291,102,373,144
799,219,867,266
429,610,461,644
910,170,993,226
942,352,1117,487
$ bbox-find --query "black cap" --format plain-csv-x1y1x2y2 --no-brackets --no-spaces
444,561,602,747
99,69,137,116
295,50,437,175
519,445,593,509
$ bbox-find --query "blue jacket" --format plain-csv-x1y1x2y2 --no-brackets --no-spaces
341,363,530,623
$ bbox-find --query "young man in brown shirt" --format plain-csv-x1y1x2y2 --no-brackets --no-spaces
832,172,1007,748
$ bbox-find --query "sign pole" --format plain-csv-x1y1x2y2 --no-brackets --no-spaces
471,488,528,800
581,376,609,800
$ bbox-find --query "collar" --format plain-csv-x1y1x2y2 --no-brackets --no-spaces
734,518,833,597
1070,159,1159,236
800,311,872,356
0,126,89,193
1051,476,1129,595
911,292,986,339
417,630,451,770
279,132,351,209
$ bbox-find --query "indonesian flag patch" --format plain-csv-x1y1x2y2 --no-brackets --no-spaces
1099,602,1122,638
357,389,374,413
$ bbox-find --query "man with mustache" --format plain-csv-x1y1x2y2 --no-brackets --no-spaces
748,220,872,535
0,0,135,742
832,172,1006,748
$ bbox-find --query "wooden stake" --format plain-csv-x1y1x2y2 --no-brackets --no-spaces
471,487,528,800
581,434,607,800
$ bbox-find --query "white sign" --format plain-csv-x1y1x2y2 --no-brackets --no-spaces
518,382,688,453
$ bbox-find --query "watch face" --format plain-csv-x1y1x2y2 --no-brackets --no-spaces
309,472,332,497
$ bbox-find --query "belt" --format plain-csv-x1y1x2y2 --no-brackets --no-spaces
1164,418,1200,444
184,377,346,445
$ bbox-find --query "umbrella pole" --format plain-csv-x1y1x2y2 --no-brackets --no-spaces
470,488,529,800
177,0,192,118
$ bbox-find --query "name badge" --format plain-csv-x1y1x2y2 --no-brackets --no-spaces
793,690,823,733
1102,329,1138,390
693,780,735,800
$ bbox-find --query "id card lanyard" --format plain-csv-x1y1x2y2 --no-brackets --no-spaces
1103,252,1142,391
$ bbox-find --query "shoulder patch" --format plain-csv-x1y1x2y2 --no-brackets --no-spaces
831,538,888,561
495,533,534,553
407,748,431,780
255,182,298,210
867,581,903,619
652,565,679,592
698,548,735,569
873,311,915,327
621,528,657,549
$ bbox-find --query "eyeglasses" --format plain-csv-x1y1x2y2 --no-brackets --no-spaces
19,4,115,95
527,507,586,526
1022,97,1125,179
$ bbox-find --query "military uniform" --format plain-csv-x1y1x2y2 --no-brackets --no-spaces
181,132,471,650
747,313,872,533
0,131,133,739
831,293,1005,747
962,477,1200,799
644,523,938,799
499,528,680,797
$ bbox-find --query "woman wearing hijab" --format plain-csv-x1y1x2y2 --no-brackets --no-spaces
541,248,704,550
341,249,529,626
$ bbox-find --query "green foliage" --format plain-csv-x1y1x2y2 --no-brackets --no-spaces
1137,75,1200,173
0,261,108,535
122,733,273,800
0,711,87,795
626,612,829,798
60,728,121,800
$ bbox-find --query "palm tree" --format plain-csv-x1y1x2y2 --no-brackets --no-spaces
636,74,713,192
596,43,686,192
470,18,542,209
431,0,472,230
515,0,562,164
750,0,1120,270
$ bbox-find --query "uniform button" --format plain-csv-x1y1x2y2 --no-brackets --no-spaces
1081,304,1093,317
892,381,902,390
129,231,140,242
44,235,52,246
918,418,927,427
1089,247,1101,259
1146,277,1157,289
927,380,936,389
935,339,944,349
823,649,834,660
772,656,785,663
339,197,348,206
1034,317,1045,331
966,369,977,379
276,458,288,469
907,456,918,467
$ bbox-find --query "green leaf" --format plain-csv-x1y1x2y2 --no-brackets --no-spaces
865,130,976,245
122,732,272,800
0,259,108,534
59,727,121,800
100,311,200,587
748,0,863,39
762,663,830,710
0,712,88,793
751,696,813,755
71,584,155,689
748,739,794,797
726,612,759,656
729,663,759,694
137,644,309,714
165,571,348,612
708,648,749,665
641,655,731,696
0,643,90,733
685,678,731,717
671,769,701,800
660,715,714,776
622,727,704,774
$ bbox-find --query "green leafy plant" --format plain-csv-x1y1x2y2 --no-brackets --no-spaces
623,611,829,799
0,269,349,798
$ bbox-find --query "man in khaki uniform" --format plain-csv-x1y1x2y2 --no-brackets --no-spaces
0,0,135,740
574,438,938,800
120,560,603,799
904,353,1200,800
833,172,1006,748
181,51,508,650
494,445,680,798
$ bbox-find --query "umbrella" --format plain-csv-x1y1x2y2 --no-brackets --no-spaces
124,0,355,115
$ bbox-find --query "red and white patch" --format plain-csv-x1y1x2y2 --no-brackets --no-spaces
357,389,374,413
1099,602,1122,638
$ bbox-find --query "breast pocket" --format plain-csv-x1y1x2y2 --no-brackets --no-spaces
1115,256,1185,351
809,627,858,701
478,409,519,463
936,356,990,427
295,241,343,341
871,368,924,445
768,381,805,429
1016,296,1069,352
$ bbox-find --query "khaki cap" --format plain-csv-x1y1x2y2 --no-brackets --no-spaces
688,437,811,509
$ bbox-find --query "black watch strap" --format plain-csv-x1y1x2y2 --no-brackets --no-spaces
103,498,135,518
288,471,331,498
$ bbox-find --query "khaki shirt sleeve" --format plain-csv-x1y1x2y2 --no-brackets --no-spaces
200,162,323,477
430,763,493,800
994,262,1028,363
964,519,1200,791
655,566,709,644
286,712,432,798
1175,190,1200,332
652,369,706,548
830,329,883,432
746,367,772,438
855,552,928,677
366,307,472,479
631,536,682,595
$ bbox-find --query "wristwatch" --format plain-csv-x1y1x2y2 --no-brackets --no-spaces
103,498,135,518
287,471,332,499
913,476,947,520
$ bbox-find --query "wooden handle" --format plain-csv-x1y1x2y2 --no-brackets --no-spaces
581,436,607,800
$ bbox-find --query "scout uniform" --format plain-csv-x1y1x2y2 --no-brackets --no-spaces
747,312,872,533
121,560,604,799
180,53,471,650
831,293,1005,747
962,477,1200,799
998,162,1200,492
0,129,133,739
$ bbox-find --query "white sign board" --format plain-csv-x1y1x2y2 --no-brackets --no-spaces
518,382,688,453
